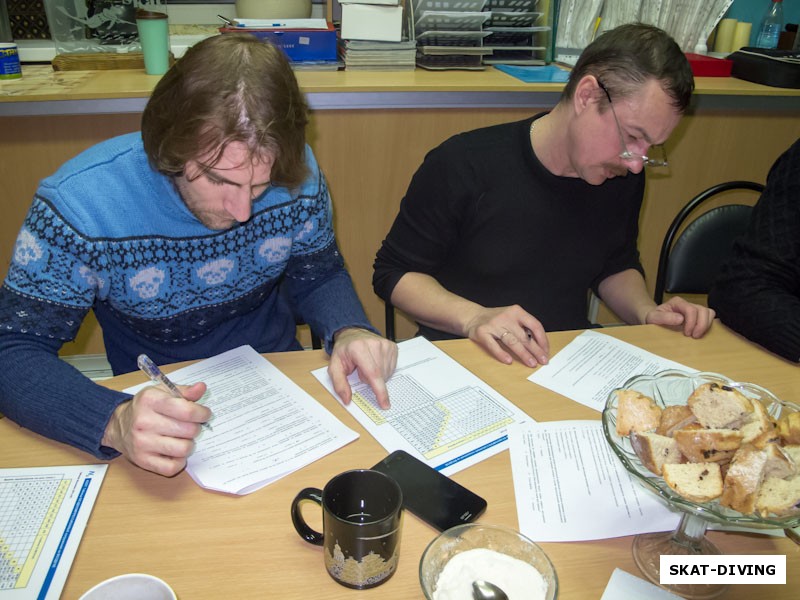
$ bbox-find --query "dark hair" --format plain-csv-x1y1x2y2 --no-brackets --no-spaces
562,23,694,113
142,33,309,188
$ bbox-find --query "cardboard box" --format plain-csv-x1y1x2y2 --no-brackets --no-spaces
340,4,404,42
685,53,733,78
219,23,337,62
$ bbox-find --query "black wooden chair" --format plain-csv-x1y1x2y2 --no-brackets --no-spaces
653,181,764,305
385,300,396,342
310,331,322,350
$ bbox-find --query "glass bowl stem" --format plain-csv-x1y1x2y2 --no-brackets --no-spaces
631,513,728,599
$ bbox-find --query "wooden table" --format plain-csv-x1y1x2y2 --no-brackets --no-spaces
1,323,798,599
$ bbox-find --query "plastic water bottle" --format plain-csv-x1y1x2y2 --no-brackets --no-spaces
756,0,783,49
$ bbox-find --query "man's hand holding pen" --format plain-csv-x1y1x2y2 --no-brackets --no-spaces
101,381,211,477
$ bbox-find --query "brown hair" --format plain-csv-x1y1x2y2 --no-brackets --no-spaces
561,23,694,113
142,33,309,188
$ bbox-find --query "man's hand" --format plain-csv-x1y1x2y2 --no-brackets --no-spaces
645,296,715,338
102,382,211,477
328,328,397,410
463,305,549,368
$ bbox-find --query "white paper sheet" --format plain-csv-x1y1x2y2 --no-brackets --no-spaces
231,18,329,29
125,345,357,495
528,330,694,411
0,464,107,600
601,568,684,600
311,337,532,475
508,420,681,542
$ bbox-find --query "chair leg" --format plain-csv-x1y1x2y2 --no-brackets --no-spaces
310,332,322,350
385,302,396,342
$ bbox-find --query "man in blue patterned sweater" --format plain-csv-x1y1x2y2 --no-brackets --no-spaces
0,34,397,476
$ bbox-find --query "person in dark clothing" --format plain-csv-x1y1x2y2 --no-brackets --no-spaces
709,137,800,363
374,23,715,368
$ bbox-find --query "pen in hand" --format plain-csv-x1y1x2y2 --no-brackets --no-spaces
137,354,212,431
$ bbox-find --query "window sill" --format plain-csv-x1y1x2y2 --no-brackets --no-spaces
16,35,216,63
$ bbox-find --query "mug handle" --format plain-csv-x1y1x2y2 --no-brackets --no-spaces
291,487,324,546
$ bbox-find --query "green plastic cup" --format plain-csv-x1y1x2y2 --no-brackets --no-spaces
136,10,169,76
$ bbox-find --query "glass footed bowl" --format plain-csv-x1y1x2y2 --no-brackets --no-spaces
601,369,800,529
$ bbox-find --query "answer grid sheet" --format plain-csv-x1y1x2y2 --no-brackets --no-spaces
0,464,107,600
312,336,532,474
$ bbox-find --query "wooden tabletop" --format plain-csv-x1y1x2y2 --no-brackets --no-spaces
1,323,798,599
2,64,800,104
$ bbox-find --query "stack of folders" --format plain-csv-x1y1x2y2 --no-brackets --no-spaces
339,0,417,70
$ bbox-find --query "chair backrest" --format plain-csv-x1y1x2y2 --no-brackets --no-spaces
653,181,764,305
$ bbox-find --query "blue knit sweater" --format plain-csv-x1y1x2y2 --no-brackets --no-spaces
0,133,373,458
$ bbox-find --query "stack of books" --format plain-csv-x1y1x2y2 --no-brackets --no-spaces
339,0,416,70
340,39,417,71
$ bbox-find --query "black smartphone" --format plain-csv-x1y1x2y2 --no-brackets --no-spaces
371,450,487,531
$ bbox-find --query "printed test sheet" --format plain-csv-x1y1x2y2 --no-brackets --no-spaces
125,345,358,495
508,420,680,541
312,336,532,475
528,330,694,412
0,464,107,600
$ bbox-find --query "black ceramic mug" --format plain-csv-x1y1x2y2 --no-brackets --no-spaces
291,469,403,589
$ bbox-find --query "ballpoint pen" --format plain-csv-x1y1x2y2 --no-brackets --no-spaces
137,354,212,431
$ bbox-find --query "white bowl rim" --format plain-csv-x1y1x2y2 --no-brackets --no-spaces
78,572,176,600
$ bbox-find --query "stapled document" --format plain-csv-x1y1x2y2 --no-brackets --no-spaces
125,345,357,495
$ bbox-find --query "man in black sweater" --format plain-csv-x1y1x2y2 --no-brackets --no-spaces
374,24,715,368
709,138,800,363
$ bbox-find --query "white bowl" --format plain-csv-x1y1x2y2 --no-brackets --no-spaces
78,573,176,600
419,523,557,600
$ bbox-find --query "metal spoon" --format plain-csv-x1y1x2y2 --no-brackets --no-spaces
472,579,509,600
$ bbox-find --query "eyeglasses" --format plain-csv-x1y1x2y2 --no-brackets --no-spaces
597,80,669,168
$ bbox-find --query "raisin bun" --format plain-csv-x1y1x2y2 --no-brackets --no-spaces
673,428,743,464
663,462,723,503
630,431,684,476
764,443,797,480
615,389,661,436
656,405,697,438
687,382,753,429
755,476,800,517
740,396,779,448
720,444,769,514
778,412,800,445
